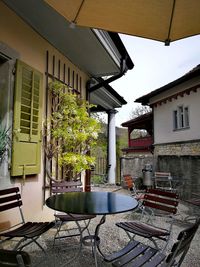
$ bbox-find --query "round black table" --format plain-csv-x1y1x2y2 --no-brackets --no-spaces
46,191,138,215
46,191,138,266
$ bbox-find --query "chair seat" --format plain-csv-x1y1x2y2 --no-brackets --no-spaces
104,240,166,267
1,222,54,239
0,249,31,267
116,221,169,238
55,213,96,222
105,218,200,267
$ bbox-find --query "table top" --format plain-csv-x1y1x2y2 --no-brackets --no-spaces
46,191,138,215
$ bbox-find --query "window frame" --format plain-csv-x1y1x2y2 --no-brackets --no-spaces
173,105,190,131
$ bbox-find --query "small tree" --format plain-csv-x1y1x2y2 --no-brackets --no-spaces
129,105,152,139
130,105,151,119
44,81,101,180
91,112,107,158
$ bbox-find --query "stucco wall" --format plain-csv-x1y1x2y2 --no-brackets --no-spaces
0,2,89,225
153,87,200,144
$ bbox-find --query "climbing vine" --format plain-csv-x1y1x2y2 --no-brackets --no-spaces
44,81,100,180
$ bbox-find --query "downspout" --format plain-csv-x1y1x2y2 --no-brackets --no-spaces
88,57,128,93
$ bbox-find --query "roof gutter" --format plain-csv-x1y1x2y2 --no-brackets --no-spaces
88,57,128,93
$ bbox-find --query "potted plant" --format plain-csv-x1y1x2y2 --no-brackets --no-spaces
44,81,101,180
0,125,10,164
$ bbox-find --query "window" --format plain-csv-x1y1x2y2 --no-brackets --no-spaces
173,105,189,130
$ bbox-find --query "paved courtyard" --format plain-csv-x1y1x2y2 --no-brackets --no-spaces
3,185,200,266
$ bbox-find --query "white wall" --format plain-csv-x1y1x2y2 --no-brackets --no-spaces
153,88,200,144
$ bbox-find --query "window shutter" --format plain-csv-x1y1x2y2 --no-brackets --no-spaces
11,60,43,177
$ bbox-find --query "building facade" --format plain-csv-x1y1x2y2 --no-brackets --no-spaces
0,0,133,227
136,65,200,198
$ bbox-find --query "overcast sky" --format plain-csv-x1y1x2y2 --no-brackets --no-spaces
110,34,200,127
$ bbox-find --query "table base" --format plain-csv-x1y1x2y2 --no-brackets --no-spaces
82,215,106,267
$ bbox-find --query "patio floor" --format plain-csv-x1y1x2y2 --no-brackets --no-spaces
3,185,200,266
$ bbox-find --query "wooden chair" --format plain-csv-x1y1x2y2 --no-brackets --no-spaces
0,249,31,267
0,187,54,253
154,172,174,192
123,175,145,203
123,175,137,195
116,188,179,251
51,180,96,245
104,217,200,267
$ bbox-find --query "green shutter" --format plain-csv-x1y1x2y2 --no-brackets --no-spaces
11,60,43,177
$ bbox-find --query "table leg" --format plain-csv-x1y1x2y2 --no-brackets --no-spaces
53,215,87,267
82,214,106,267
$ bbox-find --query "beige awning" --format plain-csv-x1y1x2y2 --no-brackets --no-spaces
45,0,200,45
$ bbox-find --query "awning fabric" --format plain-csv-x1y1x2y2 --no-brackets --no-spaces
45,0,200,45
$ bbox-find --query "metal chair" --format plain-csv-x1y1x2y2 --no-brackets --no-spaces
123,175,137,196
116,188,179,251
51,180,96,245
0,187,54,253
104,217,200,267
154,171,174,192
0,249,31,267
123,175,145,202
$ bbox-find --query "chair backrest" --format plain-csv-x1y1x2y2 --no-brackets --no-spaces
143,188,179,214
0,187,22,212
165,217,200,266
0,249,31,267
123,175,138,197
123,175,133,190
154,171,171,178
0,187,24,229
51,180,83,194
154,171,173,191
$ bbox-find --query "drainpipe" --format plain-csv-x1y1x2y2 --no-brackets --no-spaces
88,57,127,93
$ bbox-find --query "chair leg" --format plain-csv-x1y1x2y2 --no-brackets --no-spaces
53,220,63,246
52,220,83,266
16,254,26,267
53,220,85,244
13,236,46,254
83,219,92,236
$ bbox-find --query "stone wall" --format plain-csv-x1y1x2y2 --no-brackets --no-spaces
120,141,200,199
154,141,200,199
154,141,200,156
120,154,153,181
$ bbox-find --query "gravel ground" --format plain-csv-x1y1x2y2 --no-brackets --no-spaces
3,185,200,266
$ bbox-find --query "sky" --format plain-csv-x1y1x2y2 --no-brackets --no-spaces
109,34,200,127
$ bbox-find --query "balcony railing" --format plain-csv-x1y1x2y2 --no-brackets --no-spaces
129,136,153,149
